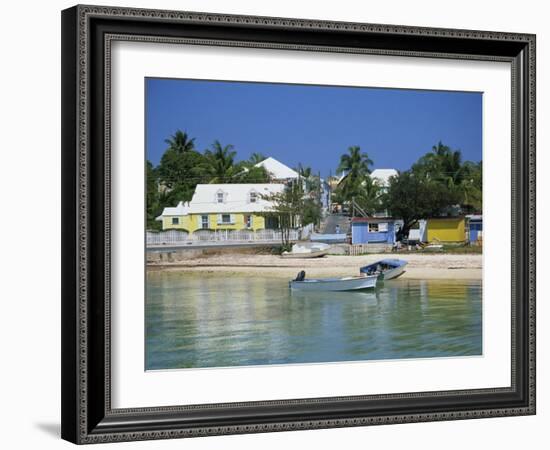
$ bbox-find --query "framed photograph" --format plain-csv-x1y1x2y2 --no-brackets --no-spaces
61,4,536,444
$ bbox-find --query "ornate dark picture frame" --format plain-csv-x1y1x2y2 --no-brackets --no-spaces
61,4,536,444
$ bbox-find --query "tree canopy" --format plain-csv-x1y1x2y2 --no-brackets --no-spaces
412,141,482,213
164,130,196,154
261,181,305,250
147,130,272,229
147,130,482,236
382,171,461,239
333,146,380,215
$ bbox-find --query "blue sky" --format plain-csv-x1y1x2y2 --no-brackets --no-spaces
146,78,482,178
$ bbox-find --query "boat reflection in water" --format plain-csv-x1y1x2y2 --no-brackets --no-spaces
146,272,482,370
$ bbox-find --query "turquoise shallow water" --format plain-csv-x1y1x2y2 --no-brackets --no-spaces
145,271,482,370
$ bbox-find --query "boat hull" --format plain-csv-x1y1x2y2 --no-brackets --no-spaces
360,259,408,281
379,265,406,280
281,249,329,259
290,275,377,292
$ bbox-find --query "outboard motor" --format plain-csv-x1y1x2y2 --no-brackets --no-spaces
294,270,306,281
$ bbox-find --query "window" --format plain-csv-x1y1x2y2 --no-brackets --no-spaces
378,222,388,232
245,215,253,228
368,223,379,233
265,216,279,229
216,191,224,203
216,214,231,225
249,191,258,203
171,217,179,225
201,215,209,229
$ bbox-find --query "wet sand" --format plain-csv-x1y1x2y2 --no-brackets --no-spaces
148,253,482,280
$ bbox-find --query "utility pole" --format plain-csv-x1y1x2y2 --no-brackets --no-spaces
328,169,332,212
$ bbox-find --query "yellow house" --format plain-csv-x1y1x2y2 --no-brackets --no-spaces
157,183,285,233
426,217,466,243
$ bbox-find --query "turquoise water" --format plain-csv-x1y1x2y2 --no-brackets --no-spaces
145,271,482,370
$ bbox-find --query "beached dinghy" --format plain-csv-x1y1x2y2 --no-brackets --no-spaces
360,259,407,281
289,271,378,292
281,243,330,259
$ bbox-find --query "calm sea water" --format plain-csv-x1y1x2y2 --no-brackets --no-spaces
145,271,482,370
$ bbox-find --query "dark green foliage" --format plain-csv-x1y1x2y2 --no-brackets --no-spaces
203,140,238,182
164,130,196,154
147,131,274,228
157,149,207,194
335,146,381,214
302,198,322,227
383,171,461,239
248,152,267,164
295,163,324,226
261,181,305,248
458,161,482,212
412,141,482,212
232,162,271,183
146,161,163,230
337,145,373,176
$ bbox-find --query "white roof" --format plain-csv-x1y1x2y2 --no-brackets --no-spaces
370,169,398,187
337,168,398,187
255,157,299,180
160,183,286,216
337,171,348,184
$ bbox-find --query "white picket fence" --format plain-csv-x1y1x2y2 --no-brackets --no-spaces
301,222,315,240
349,243,392,255
146,228,302,246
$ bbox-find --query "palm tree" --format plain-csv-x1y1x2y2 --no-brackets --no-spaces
295,163,320,194
337,146,373,178
336,146,374,207
164,130,196,154
296,163,312,179
355,176,382,214
416,141,463,186
203,140,237,183
248,152,267,165
457,161,482,211
412,141,481,212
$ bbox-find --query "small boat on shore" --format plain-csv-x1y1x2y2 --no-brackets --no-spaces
423,243,443,251
360,259,407,281
289,271,378,291
281,243,330,259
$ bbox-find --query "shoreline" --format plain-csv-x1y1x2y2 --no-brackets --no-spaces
147,253,482,280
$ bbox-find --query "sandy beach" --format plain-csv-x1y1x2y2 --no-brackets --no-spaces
147,252,482,280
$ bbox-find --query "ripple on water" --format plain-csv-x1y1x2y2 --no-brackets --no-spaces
145,272,482,370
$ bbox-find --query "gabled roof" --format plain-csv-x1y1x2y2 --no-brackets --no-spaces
255,157,299,180
159,183,286,216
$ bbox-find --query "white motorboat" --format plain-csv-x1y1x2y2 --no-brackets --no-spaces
360,259,408,281
423,243,443,251
289,271,378,291
281,243,330,259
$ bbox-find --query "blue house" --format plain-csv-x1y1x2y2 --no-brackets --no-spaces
351,217,398,245
466,214,483,244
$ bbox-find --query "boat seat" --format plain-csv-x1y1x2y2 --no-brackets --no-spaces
294,270,306,281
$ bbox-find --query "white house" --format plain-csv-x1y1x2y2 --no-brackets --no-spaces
370,168,399,187
254,157,299,181
156,183,285,232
